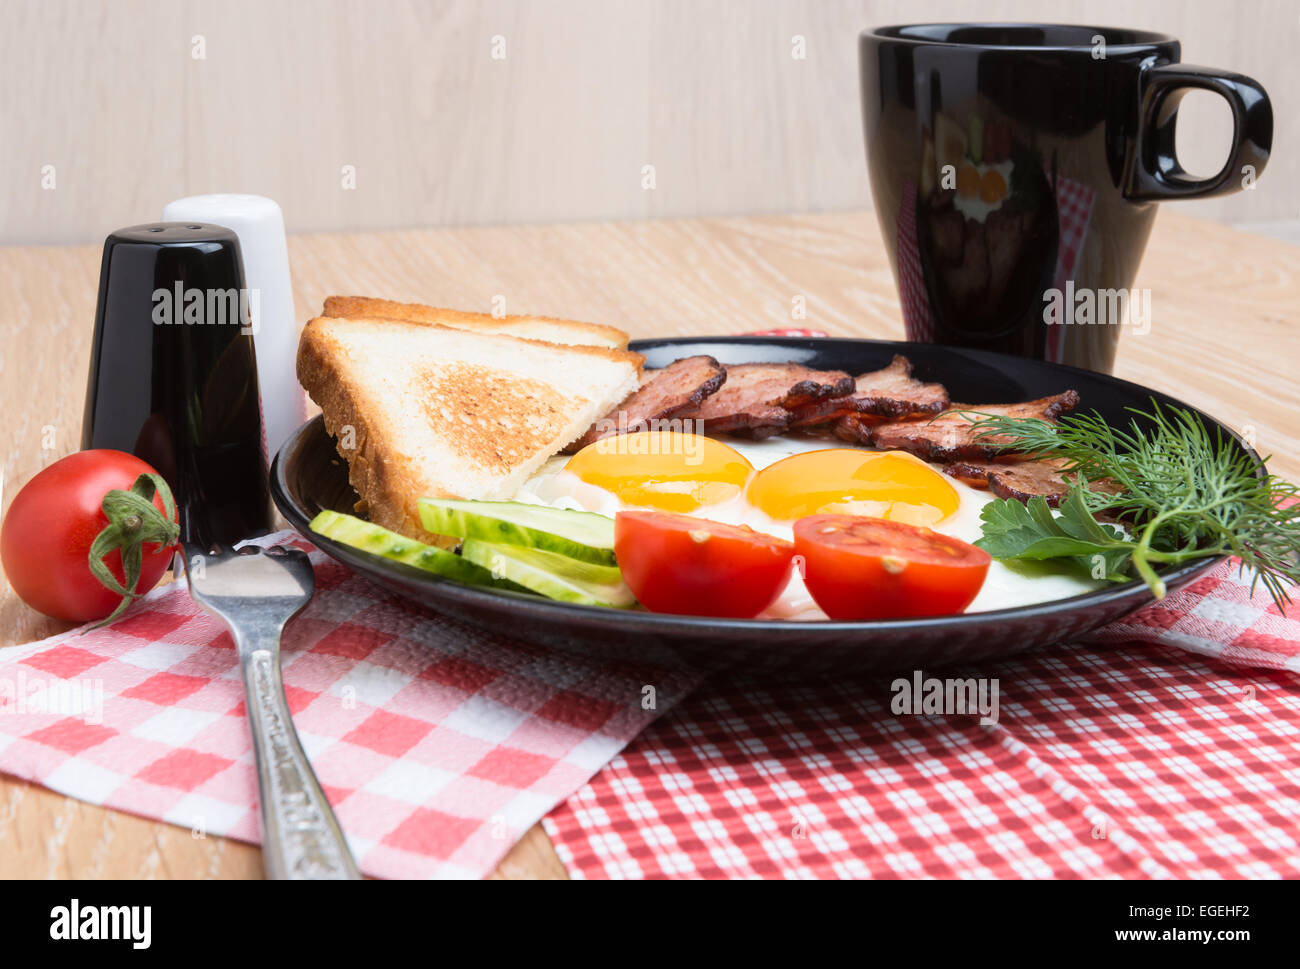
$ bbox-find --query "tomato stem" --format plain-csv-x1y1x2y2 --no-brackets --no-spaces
84,473,179,630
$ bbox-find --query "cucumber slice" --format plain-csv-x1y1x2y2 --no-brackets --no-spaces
417,498,616,566
968,116,983,165
309,510,523,591
460,540,635,608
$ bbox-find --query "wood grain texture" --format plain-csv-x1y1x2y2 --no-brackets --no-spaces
0,208,1297,878
2,0,1297,244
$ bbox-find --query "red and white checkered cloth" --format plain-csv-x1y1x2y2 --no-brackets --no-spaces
0,532,699,878
742,328,829,338
543,558,1300,878
1049,173,1096,295
1043,172,1096,364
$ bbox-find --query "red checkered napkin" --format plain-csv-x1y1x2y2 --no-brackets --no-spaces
743,328,829,338
0,531,700,878
1043,172,1096,364
544,557,1300,878
1049,173,1095,294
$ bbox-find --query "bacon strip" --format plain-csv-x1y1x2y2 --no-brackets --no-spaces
946,458,1074,505
832,413,879,445
702,402,794,439
867,391,1080,462
563,355,726,453
686,362,854,438
947,456,1122,506
943,460,1001,490
787,356,950,428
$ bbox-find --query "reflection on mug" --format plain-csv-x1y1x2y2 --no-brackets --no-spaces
909,111,1060,360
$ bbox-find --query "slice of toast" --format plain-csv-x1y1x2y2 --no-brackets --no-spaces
322,295,630,350
297,316,643,538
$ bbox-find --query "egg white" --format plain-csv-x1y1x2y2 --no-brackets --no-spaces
513,432,1106,620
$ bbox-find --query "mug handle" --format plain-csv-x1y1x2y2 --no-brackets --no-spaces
1125,63,1272,202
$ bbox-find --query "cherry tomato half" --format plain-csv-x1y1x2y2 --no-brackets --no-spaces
793,515,990,621
614,511,796,618
1,450,178,623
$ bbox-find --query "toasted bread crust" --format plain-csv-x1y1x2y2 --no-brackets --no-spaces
296,318,436,538
323,295,630,349
321,314,642,371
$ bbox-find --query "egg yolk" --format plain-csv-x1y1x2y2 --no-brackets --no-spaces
565,430,754,512
747,449,960,526
979,168,1007,204
956,162,980,198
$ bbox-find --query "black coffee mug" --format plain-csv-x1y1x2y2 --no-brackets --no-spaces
860,23,1272,373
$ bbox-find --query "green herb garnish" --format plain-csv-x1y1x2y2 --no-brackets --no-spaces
1006,139,1051,214
970,401,1300,611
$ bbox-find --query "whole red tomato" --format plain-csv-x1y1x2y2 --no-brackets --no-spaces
1,450,179,623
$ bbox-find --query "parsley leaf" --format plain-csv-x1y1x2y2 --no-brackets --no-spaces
975,490,1131,582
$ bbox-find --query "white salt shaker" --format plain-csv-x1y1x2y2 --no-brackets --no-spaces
161,194,305,460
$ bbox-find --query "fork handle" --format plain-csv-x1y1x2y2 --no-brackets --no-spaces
239,642,362,880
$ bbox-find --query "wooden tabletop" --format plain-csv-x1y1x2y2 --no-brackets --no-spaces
2,210,1297,879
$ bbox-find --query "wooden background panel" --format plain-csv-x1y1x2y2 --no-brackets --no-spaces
0,0,188,240
1,0,1295,244
178,0,656,231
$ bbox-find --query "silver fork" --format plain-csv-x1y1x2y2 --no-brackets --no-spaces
185,543,361,880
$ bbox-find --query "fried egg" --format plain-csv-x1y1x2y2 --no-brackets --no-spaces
514,430,1105,620
953,158,1013,224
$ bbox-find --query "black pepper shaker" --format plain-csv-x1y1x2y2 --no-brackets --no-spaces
81,222,272,547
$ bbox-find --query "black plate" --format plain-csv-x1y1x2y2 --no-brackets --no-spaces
272,337,1249,674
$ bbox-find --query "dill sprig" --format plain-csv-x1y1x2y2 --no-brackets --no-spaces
968,400,1300,611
